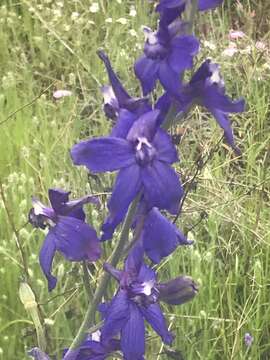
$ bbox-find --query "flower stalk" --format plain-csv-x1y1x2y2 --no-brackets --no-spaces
63,194,141,358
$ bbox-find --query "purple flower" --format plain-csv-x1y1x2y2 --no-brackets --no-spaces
156,0,224,25
98,50,150,121
63,330,121,360
28,189,101,291
100,246,173,359
71,110,183,241
101,245,197,359
179,60,245,152
134,24,199,96
158,60,245,151
137,205,192,263
244,333,254,348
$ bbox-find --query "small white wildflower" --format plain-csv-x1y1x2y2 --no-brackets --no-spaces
129,29,137,37
21,146,30,159
105,17,113,23
87,20,95,26
28,268,34,278
52,8,62,18
89,3,99,13
71,12,80,21
53,90,72,99
129,6,137,17
203,40,216,50
240,45,252,54
255,41,266,51
37,279,44,287
44,318,55,326
63,24,71,32
116,17,128,25
222,42,238,57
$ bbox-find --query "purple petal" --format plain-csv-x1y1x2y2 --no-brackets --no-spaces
169,35,199,74
137,263,156,284
48,188,70,211
190,60,212,85
101,164,142,240
121,302,145,360
158,61,181,96
39,232,57,291
134,56,159,95
155,92,173,124
124,243,144,277
203,87,245,113
97,50,131,106
111,109,137,139
64,195,99,221
52,216,101,262
208,108,240,153
71,137,135,173
153,129,178,164
103,262,123,282
159,7,185,26
101,290,129,340
140,303,173,345
198,0,223,11
142,208,190,263
127,110,160,143
142,161,183,214
156,0,185,10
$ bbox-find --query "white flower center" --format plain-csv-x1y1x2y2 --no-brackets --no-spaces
32,200,47,216
142,280,155,296
142,26,158,45
209,64,224,87
91,330,101,342
136,137,152,151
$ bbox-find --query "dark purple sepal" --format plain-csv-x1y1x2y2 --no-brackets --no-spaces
141,208,192,263
139,303,174,345
53,216,101,262
157,276,199,305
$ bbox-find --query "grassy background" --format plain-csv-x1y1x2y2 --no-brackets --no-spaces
0,0,269,359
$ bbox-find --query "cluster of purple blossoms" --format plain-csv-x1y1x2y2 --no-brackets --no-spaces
28,1,245,359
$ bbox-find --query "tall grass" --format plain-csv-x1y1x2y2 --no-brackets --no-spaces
0,0,269,359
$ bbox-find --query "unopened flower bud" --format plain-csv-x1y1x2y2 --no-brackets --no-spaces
157,276,198,305
19,282,37,310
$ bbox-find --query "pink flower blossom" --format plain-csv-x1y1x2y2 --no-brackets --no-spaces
229,30,245,40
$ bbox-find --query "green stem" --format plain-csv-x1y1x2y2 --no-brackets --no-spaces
64,195,140,357
186,0,198,34
82,261,93,300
